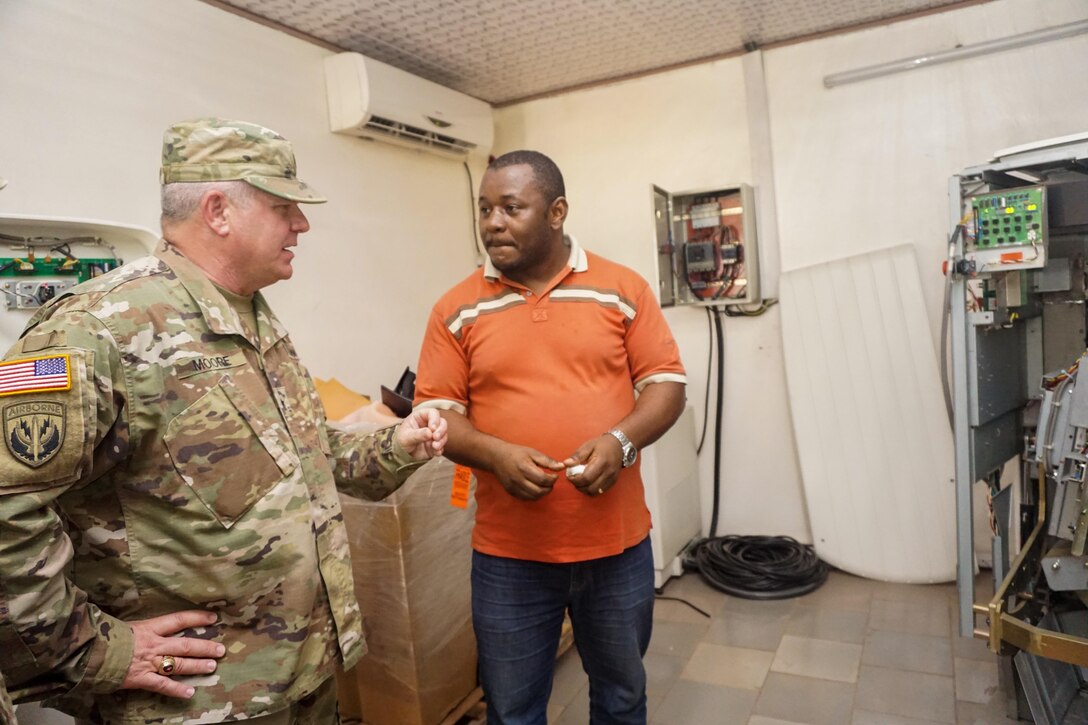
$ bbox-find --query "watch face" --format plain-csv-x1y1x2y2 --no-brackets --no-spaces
623,446,637,467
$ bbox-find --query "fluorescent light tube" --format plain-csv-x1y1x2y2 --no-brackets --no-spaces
824,19,1088,89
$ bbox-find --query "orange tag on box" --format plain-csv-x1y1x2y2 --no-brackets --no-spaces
450,464,472,509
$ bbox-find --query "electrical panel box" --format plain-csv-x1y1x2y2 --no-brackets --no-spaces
652,184,760,307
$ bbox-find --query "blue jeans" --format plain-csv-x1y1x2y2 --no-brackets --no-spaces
471,536,655,725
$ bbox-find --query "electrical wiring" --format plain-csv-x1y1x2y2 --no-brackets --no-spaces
966,283,982,312
653,594,710,618
46,244,80,271
1042,354,1083,391
939,223,965,428
722,298,778,317
720,258,743,300
683,305,829,600
696,306,714,455
0,233,121,264
717,226,744,300
709,306,724,538
993,239,1041,268
986,470,1001,536
686,535,829,600
463,161,484,264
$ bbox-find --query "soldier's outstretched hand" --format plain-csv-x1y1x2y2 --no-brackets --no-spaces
396,408,447,460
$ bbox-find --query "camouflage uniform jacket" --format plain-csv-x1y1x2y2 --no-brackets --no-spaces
0,671,15,725
0,240,423,723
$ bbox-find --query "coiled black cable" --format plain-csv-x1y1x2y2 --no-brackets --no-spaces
687,535,829,600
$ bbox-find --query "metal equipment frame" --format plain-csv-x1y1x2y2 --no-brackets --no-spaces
952,135,1088,722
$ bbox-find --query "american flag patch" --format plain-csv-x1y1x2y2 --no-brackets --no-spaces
0,355,71,396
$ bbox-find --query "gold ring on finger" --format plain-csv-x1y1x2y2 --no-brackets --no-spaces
158,655,177,676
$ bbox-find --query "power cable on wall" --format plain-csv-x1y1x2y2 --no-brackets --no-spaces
683,304,829,600
463,161,484,265
695,307,714,455
709,306,725,538
939,224,965,429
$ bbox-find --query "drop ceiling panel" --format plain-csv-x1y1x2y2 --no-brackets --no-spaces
217,0,975,104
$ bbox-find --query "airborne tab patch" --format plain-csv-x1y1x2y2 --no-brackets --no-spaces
4,400,66,468
0,355,71,397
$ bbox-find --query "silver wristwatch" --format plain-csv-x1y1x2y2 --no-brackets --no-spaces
608,428,638,468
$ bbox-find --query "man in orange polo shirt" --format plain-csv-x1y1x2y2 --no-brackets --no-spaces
414,150,686,724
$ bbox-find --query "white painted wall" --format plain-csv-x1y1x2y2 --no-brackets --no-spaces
495,0,1088,542
0,0,485,400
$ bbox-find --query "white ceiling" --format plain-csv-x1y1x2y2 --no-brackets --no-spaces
212,0,982,105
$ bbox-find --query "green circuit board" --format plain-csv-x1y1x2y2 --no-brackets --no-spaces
971,186,1046,249
0,256,120,283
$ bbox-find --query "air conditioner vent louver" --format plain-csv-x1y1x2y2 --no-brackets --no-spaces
324,52,493,160
364,115,476,153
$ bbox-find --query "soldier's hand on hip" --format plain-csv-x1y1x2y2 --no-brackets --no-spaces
122,610,225,698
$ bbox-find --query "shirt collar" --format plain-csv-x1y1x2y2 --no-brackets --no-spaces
155,239,288,351
483,234,588,281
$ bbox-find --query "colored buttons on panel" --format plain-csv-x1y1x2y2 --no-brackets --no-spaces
971,186,1045,249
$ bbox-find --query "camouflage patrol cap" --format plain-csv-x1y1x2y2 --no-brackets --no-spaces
160,118,326,203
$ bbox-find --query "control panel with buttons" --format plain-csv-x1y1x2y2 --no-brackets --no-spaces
966,185,1048,272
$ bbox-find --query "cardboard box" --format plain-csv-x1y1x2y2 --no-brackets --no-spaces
337,458,477,725
312,377,371,421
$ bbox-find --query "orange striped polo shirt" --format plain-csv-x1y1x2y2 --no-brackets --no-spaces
414,237,687,563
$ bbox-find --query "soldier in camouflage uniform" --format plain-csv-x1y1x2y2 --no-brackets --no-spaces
0,119,447,724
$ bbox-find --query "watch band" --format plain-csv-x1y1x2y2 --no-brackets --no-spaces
607,428,638,467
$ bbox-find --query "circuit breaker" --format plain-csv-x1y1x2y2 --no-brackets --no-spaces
652,184,760,307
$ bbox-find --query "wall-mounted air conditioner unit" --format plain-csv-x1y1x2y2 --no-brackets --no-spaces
323,52,494,160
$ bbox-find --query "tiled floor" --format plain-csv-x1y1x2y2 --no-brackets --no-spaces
546,570,1019,724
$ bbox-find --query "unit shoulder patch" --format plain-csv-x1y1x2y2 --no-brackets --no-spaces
4,400,65,468
0,349,91,489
